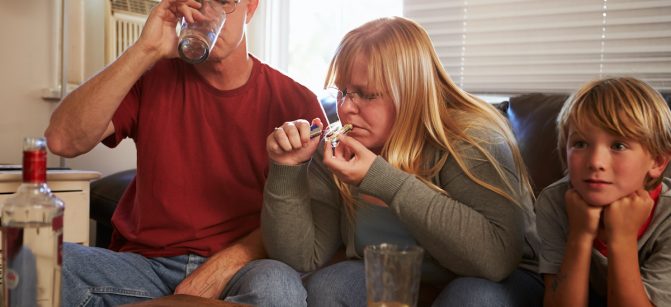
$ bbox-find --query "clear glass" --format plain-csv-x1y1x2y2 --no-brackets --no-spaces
177,0,229,64
364,243,424,307
2,137,64,307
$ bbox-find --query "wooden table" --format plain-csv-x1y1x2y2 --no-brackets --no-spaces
120,294,251,306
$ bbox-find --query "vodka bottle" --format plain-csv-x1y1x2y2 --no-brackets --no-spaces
2,137,63,307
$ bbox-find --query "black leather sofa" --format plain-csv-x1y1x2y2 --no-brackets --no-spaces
89,93,671,247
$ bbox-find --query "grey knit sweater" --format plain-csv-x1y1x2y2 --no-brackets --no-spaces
262,127,540,282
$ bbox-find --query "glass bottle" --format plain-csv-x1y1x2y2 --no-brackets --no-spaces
2,137,63,307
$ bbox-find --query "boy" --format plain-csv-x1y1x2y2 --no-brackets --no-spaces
536,77,671,306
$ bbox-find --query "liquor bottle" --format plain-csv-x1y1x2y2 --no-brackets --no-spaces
2,137,63,307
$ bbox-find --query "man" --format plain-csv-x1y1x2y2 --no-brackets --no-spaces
45,0,326,305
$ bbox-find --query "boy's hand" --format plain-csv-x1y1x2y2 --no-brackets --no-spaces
603,189,653,244
565,189,603,242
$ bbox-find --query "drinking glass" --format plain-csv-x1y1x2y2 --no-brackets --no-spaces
177,0,228,64
364,243,424,307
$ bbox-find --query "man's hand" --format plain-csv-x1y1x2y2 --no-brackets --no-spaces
603,189,653,244
174,229,265,298
135,0,203,60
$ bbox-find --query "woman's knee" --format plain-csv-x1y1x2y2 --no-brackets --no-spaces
227,259,306,306
433,270,543,307
434,277,509,307
305,261,366,307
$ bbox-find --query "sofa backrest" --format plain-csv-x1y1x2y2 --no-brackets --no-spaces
493,94,569,196
496,93,671,197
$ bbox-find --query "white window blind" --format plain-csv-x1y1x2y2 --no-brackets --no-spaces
404,0,671,94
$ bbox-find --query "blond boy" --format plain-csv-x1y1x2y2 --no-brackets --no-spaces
537,77,671,306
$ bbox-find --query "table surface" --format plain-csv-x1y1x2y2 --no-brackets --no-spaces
0,169,101,182
120,294,251,307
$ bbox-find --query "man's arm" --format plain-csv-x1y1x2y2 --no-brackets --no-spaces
45,44,158,157
174,228,265,298
45,0,196,157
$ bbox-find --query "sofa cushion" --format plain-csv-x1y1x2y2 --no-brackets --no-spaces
90,169,136,247
497,93,569,195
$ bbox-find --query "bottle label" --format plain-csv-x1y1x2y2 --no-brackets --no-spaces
23,150,46,183
5,269,19,289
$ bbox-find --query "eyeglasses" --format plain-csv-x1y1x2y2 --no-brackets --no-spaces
214,0,240,14
327,87,382,107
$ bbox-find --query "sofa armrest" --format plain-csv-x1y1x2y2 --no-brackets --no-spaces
90,169,136,248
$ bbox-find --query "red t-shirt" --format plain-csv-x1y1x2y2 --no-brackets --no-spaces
103,56,327,258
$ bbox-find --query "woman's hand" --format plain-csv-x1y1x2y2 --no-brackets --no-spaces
603,189,653,244
135,0,204,59
322,134,377,186
564,189,603,242
267,118,323,165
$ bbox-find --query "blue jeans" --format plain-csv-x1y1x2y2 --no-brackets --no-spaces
61,243,306,307
304,260,544,307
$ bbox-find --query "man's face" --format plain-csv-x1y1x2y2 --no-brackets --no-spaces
207,0,248,61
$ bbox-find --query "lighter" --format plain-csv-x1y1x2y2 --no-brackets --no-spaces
315,122,353,155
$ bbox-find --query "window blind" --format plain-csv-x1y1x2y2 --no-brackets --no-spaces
404,0,671,94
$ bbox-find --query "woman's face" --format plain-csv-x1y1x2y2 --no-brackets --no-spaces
336,56,397,154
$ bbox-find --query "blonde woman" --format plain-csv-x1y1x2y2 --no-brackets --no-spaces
262,17,542,306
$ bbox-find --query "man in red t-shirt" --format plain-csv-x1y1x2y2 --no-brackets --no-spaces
45,0,326,306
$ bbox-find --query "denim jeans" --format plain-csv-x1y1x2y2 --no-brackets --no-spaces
304,260,544,307
61,243,306,307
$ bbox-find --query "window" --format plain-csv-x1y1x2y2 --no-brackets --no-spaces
253,1,403,94
404,0,671,94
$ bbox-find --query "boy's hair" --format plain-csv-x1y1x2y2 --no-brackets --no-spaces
557,77,671,189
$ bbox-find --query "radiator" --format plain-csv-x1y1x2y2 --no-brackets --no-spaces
106,12,146,63
105,0,156,63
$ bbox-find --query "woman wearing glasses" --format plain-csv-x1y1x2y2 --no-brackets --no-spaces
263,17,542,306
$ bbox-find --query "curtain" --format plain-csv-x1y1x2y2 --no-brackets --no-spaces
404,0,671,94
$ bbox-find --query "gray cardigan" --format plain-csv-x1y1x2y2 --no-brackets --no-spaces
262,127,540,282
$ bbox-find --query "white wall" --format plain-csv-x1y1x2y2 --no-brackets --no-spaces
65,0,137,177
0,1,60,167
0,0,136,176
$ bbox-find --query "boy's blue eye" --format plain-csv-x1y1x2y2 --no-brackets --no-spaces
611,142,627,151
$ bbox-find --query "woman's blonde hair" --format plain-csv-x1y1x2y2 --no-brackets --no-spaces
557,77,671,189
323,16,532,220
